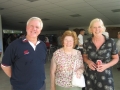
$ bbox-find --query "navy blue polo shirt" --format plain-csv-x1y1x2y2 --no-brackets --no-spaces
2,38,47,90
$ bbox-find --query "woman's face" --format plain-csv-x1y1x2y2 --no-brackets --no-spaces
90,21,103,36
63,36,74,49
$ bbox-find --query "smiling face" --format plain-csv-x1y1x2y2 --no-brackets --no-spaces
63,36,74,49
90,21,104,36
26,19,42,38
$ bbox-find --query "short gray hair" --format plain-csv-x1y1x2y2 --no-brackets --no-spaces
88,18,106,34
26,17,43,29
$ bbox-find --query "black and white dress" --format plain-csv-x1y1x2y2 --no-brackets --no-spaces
83,35,118,90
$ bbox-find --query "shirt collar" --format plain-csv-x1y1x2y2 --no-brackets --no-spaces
90,34,109,43
22,36,41,44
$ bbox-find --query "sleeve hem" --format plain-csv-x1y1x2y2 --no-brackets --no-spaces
1,63,11,67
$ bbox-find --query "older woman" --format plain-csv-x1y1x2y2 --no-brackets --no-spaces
50,30,84,90
83,18,119,90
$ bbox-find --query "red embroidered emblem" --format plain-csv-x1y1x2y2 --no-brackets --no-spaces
24,50,29,55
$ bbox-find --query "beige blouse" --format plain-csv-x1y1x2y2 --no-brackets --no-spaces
52,48,84,87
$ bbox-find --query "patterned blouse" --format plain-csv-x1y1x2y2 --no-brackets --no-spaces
52,48,84,87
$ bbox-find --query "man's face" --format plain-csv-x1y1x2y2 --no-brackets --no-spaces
26,19,42,38
80,31,85,35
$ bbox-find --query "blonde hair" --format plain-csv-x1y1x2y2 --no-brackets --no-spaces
88,18,106,34
61,30,78,48
26,17,43,29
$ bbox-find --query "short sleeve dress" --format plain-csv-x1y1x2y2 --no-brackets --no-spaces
83,35,118,90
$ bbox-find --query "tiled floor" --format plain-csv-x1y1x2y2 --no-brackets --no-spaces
0,60,120,90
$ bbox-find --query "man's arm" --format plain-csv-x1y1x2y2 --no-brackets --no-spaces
1,64,11,78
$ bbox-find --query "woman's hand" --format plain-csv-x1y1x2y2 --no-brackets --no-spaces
87,60,97,71
96,63,108,72
75,69,83,78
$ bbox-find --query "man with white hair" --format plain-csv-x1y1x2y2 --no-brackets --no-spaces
1,17,47,90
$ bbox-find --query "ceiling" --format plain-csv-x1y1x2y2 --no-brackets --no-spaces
0,0,120,31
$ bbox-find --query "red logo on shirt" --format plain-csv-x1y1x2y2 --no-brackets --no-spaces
24,50,29,55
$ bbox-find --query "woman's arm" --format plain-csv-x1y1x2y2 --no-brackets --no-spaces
107,54,119,67
50,58,56,90
83,54,97,70
76,64,84,78
75,51,84,78
97,54,119,72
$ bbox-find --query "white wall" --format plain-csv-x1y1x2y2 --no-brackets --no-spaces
41,30,65,35
0,15,3,62
69,24,120,31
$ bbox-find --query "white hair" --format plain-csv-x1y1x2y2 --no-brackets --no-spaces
88,18,106,34
26,17,43,29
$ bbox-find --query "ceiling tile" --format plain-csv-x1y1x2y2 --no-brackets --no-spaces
11,0,29,4
0,1,20,8
1,0,120,31
25,0,50,7
0,0,9,3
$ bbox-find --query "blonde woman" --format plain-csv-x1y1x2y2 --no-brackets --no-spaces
83,18,119,90
50,30,84,90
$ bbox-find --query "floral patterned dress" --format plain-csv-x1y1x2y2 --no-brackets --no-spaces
83,35,118,90
52,48,84,88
